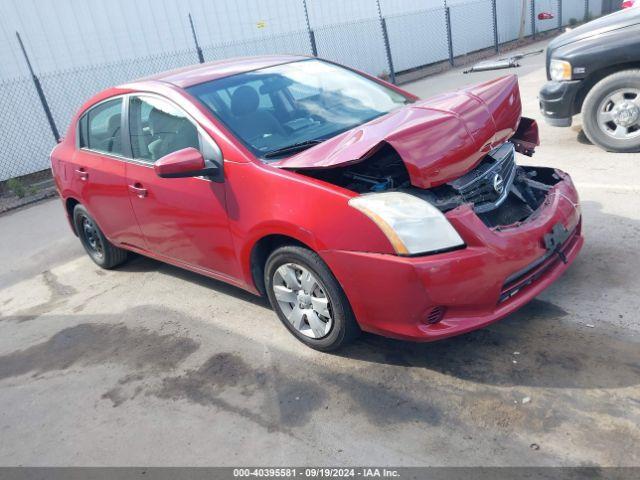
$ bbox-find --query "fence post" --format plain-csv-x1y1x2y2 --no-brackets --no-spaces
445,6,454,66
188,13,205,63
558,0,563,29
584,0,589,22
531,0,537,39
16,31,59,143
376,0,396,84
302,0,318,56
491,0,499,53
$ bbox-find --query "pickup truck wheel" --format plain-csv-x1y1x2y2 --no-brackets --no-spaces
73,204,128,269
582,70,640,153
265,246,360,351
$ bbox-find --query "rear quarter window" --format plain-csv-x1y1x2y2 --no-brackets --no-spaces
78,98,123,156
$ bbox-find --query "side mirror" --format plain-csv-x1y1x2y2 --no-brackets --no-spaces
154,147,220,179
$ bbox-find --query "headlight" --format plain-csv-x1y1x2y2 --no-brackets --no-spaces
348,192,465,255
549,59,572,81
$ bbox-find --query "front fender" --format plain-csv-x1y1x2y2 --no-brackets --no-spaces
224,161,395,289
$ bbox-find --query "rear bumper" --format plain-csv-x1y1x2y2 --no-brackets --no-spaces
539,80,582,127
321,172,583,341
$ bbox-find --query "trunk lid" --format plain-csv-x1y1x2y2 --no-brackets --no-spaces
274,75,522,189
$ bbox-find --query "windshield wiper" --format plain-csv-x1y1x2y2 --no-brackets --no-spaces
263,139,323,159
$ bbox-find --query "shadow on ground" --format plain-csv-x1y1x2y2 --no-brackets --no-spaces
117,256,270,309
339,296,639,390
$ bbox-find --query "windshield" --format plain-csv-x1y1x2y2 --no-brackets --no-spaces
187,59,410,159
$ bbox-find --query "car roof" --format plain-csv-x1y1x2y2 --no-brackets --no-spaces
129,54,308,89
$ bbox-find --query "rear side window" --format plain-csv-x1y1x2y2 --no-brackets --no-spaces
128,96,200,162
79,98,123,156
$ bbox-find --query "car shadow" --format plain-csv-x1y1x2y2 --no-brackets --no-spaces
337,298,639,390
575,127,593,145
117,255,271,309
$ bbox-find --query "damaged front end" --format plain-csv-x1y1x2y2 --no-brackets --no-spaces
272,76,582,340
405,142,564,229
277,75,569,231
294,123,563,230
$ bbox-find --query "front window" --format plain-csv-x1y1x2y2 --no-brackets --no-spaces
187,59,410,160
128,96,200,162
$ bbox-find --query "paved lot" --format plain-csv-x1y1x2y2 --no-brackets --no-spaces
1,39,639,466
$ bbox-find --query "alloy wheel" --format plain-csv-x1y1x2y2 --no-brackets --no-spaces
597,88,640,140
272,263,333,339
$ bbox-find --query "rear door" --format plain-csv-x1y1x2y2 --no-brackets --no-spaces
73,97,145,248
123,94,239,279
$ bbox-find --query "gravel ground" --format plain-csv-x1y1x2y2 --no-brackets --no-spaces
0,39,639,467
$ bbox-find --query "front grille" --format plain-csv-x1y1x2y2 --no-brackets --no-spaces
448,143,516,213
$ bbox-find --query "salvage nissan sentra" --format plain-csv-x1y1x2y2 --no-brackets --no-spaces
50,56,583,351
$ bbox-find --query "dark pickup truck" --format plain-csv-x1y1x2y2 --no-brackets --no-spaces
539,7,640,152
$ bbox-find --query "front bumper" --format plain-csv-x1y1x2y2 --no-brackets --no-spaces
321,172,583,341
539,80,582,127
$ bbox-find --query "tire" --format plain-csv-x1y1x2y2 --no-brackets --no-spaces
264,245,360,351
582,70,640,153
73,204,128,269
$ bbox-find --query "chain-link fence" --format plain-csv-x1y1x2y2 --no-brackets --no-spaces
0,0,609,212
386,7,449,72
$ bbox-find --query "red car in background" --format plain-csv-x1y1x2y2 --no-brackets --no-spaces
50,56,583,351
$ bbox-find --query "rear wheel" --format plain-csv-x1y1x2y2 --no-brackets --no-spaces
73,204,128,269
582,70,640,152
264,245,360,351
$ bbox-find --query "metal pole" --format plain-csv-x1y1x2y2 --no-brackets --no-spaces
188,13,205,63
558,0,563,29
302,0,318,56
445,6,454,66
491,0,499,53
16,31,59,143
531,0,537,39
376,0,396,84
584,0,589,22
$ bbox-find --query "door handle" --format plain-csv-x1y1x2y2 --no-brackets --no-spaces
75,168,88,181
128,183,147,198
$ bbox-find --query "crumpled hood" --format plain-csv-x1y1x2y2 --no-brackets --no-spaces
274,75,522,189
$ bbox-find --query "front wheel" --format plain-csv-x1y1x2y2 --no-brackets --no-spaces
582,70,640,153
264,246,360,351
73,204,128,269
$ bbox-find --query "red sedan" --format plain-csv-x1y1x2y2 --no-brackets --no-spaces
50,56,583,351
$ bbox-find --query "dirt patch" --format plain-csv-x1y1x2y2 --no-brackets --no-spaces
0,322,199,381
153,353,327,430
157,352,256,401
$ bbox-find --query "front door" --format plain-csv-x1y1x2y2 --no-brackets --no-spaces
124,94,239,280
